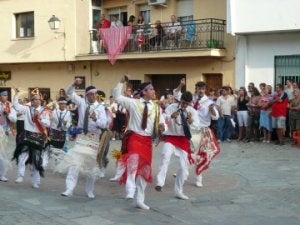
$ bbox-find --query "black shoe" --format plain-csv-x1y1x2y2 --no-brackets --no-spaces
155,185,162,192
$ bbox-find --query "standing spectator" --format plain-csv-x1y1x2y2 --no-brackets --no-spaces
109,96,118,141
259,86,273,143
166,15,182,48
236,87,249,141
248,87,261,141
288,89,300,144
96,14,111,52
271,84,289,145
110,15,123,28
149,20,165,49
216,86,236,142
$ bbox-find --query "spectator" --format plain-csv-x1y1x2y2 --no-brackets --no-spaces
248,87,261,141
289,89,300,144
166,15,182,48
216,86,236,142
259,85,273,143
110,15,123,28
271,84,289,145
149,20,165,49
96,14,111,52
236,87,249,141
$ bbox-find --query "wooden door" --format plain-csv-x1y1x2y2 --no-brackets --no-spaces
204,73,223,94
149,74,186,99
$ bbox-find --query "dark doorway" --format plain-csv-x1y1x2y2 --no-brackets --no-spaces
203,73,223,95
149,74,186,99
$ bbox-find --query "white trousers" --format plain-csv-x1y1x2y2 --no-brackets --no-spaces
112,161,125,180
0,157,7,177
125,154,147,203
17,152,40,185
65,166,96,194
156,142,189,195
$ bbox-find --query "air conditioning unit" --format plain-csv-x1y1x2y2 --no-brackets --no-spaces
148,0,167,6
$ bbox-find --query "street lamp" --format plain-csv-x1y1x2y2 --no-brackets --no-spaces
48,15,61,30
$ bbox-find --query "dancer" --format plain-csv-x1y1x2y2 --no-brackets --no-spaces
0,89,17,182
112,75,165,210
59,79,107,198
192,81,220,187
155,91,199,200
12,88,51,188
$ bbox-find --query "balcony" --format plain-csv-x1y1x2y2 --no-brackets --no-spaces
76,18,226,61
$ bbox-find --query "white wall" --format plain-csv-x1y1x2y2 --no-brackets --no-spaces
228,0,300,34
235,33,300,89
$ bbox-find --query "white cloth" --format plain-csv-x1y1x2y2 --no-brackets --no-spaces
216,95,236,116
66,85,107,133
113,82,165,136
163,102,200,135
156,142,189,195
194,95,219,127
109,102,118,118
50,108,72,131
167,22,182,34
17,152,40,185
13,95,50,132
111,20,123,28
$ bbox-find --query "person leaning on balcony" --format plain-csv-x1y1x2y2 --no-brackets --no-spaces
149,20,165,49
166,15,182,47
96,14,111,52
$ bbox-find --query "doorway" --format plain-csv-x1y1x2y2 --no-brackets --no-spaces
203,73,223,95
149,74,186,99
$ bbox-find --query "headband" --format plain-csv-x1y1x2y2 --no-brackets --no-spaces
143,84,153,91
0,91,8,96
58,100,68,104
86,88,97,95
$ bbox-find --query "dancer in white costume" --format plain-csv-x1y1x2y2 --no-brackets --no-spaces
155,91,200,199
0,89,17,182
45,97,72,168
58,79,107,199
12,88,51,189
191,81,220,187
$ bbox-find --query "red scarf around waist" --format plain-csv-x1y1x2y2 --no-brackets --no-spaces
165,135,194,164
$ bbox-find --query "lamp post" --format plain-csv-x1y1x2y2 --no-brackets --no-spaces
48,15,61,30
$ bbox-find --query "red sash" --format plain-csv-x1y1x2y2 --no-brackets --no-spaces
31,107,49,140
165,135,194,164
120,132,153,184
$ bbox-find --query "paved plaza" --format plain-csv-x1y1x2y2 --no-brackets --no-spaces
0,139,299,225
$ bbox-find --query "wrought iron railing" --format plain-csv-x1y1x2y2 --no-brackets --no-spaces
89,18,226,54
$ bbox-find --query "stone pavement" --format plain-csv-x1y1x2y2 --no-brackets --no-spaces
0,139,300,225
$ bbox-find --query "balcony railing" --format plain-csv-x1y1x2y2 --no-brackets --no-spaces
89,18,226,55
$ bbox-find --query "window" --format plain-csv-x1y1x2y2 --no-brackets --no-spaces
139,5,151,24
15,12,34,38
275,55,300,85
177,0,193,23
91,0,102,29
108,7,127,26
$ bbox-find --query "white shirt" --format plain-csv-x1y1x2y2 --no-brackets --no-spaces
50,108,72,131
194,95,219,127
0,101,17,127
163,103,200,136
216,95,236,116
109,102,118,118
113,82,165,136
167,22,181,34
111,20,123,28
13,95,50,133
66,85,107,134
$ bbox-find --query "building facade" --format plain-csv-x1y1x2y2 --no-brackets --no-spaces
228,0,300,89
0,0,235,101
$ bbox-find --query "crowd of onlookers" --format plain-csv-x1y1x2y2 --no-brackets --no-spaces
95,13,193,52
210,80,299,146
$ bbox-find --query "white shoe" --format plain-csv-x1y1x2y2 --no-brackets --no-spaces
195,181,203,187
32,183,40,189
109,177,118,182
176,193,189,200
61,189,73,197
15,176,24,183
134,201,150,210
0,176,8,182
126,193,134,200
87,192,95,199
